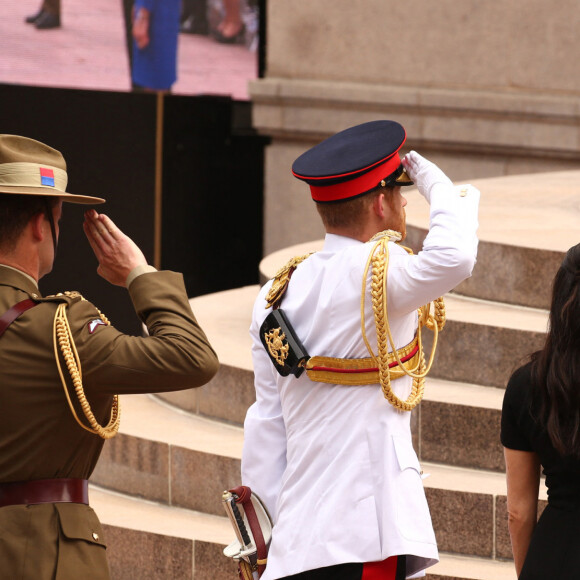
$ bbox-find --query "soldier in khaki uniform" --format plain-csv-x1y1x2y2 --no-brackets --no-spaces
0,135,219,579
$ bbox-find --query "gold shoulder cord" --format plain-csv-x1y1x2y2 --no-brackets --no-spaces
265,253,314,309
361,230,445,411
52,295,120,439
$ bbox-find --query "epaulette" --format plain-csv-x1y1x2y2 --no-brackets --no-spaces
265,253,314,309
41,291,86,304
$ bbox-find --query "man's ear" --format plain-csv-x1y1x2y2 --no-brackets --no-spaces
372,193,386,219
30,212,46,242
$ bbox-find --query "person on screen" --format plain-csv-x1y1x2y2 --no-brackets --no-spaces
132,0,181,92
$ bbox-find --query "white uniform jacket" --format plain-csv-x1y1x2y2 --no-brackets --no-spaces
242,183,480,579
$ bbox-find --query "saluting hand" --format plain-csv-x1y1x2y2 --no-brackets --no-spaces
83,210,148,287
402,151,453,204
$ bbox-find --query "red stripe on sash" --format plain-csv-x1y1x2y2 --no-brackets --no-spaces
309,344,419,374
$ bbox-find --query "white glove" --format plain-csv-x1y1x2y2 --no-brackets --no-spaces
402,151,453,203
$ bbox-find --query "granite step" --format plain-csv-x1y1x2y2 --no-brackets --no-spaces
404,172,580,310
92,393,546,563
91,394,244,518
422,461,546,563
90,485,236,580
92,484,518,580
426,553,516,580
428,293,546,388
419,378,505,472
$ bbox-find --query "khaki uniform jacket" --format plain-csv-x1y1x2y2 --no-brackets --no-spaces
0,265,219,580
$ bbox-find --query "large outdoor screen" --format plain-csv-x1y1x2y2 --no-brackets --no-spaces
2,0,259,100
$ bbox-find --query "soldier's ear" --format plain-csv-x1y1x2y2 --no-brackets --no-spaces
372,193,386,219
30,212,46,242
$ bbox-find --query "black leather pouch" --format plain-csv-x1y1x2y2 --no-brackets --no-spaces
259,309,310,377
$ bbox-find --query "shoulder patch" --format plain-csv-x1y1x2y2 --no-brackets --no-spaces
88,319,107,334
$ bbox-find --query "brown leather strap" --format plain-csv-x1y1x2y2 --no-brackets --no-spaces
231,486,268,577
0,298,38,338
0,478,89,508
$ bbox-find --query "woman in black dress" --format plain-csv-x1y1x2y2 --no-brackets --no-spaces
502,242,580,579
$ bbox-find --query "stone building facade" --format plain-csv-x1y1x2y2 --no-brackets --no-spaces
251,0,580,254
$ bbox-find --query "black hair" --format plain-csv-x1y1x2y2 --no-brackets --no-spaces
0,195,58,252
532,243,580,456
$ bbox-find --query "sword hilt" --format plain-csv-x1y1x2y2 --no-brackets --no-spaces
231,494,252,546
223,490,253,549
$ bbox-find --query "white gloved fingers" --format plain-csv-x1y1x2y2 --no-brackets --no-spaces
401,150,421,181
402,150,452,203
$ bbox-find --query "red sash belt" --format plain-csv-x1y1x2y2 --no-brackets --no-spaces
0,478,89,508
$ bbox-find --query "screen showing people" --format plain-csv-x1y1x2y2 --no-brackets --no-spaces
2,0,259,99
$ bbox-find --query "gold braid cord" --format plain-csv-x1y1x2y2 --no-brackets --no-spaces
53,297,120,439
361,230,446,412
265,253,314,309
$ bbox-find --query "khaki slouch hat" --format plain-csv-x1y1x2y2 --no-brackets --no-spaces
0,134,105,204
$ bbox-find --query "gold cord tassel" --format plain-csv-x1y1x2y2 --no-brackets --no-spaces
53,302,120,439
361,230,445,411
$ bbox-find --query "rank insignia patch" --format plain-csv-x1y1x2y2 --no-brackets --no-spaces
40,167,55,187
88,319,107,334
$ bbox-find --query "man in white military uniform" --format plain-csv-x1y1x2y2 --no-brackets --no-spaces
242,121,480,579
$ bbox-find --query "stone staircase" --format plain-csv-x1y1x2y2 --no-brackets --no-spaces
90,170,580,579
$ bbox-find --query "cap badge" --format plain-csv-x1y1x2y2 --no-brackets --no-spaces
264,327,290,366
88,319,107,334
39,167,55,187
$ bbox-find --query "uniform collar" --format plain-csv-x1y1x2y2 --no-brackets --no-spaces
0,264,40,295
322,233,364,253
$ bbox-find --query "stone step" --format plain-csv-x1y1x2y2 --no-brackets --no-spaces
156,285,258,427
90,485,236,580
426,553,516,580
419,378,505,472
403,171,580,310
423,461,546,562
91,394,244,518
93,484,517,580
92,393,546,563
429,293,546,388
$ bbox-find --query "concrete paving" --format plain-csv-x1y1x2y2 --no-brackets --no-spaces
1,0,258,100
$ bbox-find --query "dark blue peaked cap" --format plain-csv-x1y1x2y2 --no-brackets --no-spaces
292,120,413,203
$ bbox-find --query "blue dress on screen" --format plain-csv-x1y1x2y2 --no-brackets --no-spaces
132,0,180,90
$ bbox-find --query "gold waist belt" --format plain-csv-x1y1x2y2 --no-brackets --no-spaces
305,337,419,386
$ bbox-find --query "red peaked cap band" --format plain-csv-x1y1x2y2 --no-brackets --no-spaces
301,152,404,203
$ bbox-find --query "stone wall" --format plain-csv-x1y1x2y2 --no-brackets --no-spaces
252,0,580,254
